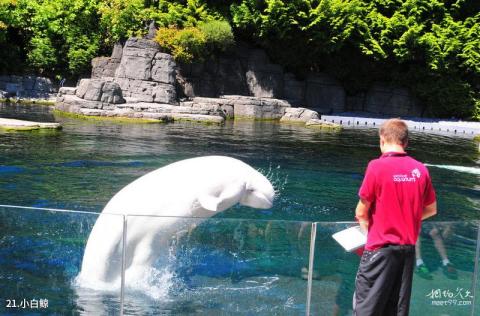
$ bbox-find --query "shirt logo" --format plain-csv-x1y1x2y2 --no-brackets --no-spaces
412,168,421,179
393,168,421,183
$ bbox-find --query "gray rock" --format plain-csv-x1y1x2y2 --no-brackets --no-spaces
116,55,152,80
246,64,284,98
100,81,125,104
231,96,291,120
34,77,53,93
111,42,123,60
283,73,305,104
122,37,159,58
58,87,76,96
75,79,124,104
305,73,345,113
22,76,36,90
280,107,319,123
145,21,157,40
305,119,342,130
91,57,120,79
151,53,176,84
365,83,422,116
116,78,176,104
76,79,104,101
57,94,105,110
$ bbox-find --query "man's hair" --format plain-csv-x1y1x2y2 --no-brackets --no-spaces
379,118,409,145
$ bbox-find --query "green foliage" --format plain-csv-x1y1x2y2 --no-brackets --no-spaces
198,20,234,52
229,0,480,119
155,19,234,63
155,26,206,63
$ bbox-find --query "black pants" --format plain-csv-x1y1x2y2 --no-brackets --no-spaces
353,244,415,316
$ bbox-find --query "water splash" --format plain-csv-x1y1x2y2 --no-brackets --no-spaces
257,164,288,198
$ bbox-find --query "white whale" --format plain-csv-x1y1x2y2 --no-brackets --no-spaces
76,156,275,289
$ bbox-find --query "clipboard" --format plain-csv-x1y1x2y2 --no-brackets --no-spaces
332,225,367,252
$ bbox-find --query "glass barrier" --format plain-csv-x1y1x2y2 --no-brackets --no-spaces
309,221,480,316
0,206,124,315
473,224,480,316
123,215,313,315
0,205,478,316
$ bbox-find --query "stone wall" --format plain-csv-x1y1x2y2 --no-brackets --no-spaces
85,36,423,119
0,75,55,99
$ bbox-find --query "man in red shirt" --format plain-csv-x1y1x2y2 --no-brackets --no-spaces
353,118,437,316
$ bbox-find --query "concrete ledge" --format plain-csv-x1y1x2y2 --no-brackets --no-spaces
321,115,480,138
0,118,61,131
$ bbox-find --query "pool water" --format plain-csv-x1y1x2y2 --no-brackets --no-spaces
0,103,479,315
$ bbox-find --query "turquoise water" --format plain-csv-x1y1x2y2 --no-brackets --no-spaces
0,103,479,315
0,103,478,221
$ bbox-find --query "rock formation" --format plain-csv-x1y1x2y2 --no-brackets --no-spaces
56,36,424,125
0,75,55,100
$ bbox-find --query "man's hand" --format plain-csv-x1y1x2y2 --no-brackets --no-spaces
355,198,371,234
422,201,437,220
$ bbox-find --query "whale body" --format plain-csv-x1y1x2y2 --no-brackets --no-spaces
77,156,275,288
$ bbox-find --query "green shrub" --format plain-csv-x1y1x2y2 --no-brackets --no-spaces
199,20,234,52
155,20,235,63
155,26,206,63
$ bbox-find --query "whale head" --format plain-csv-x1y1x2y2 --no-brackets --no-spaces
239,169,275,209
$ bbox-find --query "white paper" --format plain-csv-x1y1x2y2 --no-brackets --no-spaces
332,225,367,252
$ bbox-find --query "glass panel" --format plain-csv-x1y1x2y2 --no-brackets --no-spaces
310,222,359,315
310,222,478,316
412,221,476,315
123,215,312,314
0,206,124,315
473,222,480,316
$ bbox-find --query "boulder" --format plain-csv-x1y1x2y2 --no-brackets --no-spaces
76,79,104,101
58,87,76,96
280,107,319,123
75,79,125,104
116,55,153,80
228,95,290,120
100,81,125,104
151,53,176,84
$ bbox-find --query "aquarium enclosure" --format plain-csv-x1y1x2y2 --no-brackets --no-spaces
0,205,478,316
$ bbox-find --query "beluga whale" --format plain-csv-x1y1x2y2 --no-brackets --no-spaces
76,156,275,289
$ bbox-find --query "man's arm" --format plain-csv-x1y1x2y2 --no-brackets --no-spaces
422,201,437,220
355,198,371,233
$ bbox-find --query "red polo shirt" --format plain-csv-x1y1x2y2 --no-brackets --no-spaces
358,152,436,250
